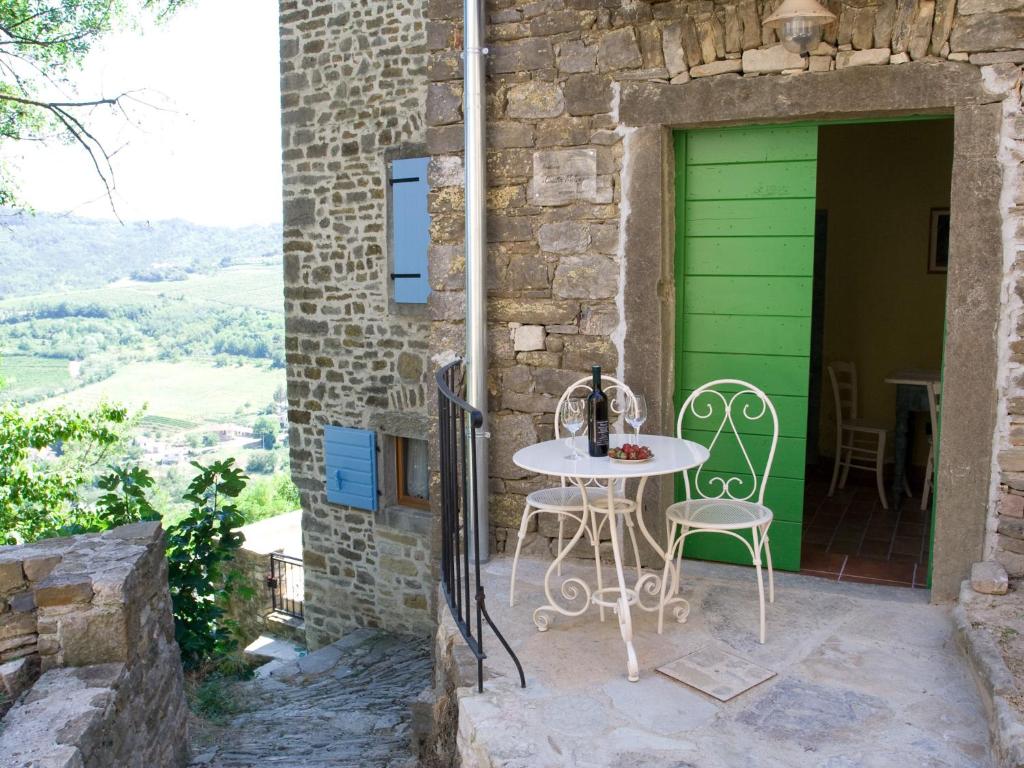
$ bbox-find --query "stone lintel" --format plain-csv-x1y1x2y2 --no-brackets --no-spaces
619,61,991,127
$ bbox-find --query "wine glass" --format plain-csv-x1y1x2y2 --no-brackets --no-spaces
560,397,586,460
625,394,648,441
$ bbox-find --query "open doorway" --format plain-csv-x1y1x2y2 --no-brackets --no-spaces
801,119,953,588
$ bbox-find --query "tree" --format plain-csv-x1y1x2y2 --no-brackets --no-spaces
0,402,129,543
251,415,276,449
245,451,275,474
0,1,192,209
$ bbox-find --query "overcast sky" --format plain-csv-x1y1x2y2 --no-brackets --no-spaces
3,0,282,227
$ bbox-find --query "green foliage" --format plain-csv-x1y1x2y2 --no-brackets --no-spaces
186,663,255,723
0,402,128,543
244,451,276,474
165,458,248,669
0,299,284,368
236,473,300,524
95,465,159,528
251,415,277,448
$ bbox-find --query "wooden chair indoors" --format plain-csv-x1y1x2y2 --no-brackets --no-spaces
827,361,890,509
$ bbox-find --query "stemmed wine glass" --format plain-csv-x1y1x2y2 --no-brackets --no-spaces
625,394,648,441
560,397,586,460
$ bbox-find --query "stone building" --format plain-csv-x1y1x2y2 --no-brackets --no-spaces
279,0,1024,646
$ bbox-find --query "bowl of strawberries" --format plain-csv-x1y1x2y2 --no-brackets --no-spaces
608,443,654,463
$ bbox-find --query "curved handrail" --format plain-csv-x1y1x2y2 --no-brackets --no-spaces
436,357,525,691
436,358,483,429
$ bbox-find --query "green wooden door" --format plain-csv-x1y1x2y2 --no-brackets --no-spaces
675,125,819,572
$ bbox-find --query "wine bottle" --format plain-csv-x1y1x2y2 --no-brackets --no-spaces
587,365,610,457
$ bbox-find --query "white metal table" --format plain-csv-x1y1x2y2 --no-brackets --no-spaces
512,434,710,681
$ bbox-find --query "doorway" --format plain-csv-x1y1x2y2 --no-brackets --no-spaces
803,120,952,587
673,118,953,584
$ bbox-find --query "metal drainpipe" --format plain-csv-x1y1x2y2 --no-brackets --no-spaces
463,0,489,561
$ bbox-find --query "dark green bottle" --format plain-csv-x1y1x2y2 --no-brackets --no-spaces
587,365,609,457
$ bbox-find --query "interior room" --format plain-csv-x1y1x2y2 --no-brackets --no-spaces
799,119,953,588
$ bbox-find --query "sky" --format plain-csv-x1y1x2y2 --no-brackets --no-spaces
3,0,283,227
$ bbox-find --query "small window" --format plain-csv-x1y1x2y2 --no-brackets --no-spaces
390,157,431,304
396,437,429,509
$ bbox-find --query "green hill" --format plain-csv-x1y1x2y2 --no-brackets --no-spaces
0,208,282,299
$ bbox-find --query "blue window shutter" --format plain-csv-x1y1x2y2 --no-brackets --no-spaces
324,426,378,511
391,157,431,304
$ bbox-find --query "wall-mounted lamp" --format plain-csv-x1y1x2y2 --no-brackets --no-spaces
762,0,837,56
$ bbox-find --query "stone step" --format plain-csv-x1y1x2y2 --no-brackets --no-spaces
243,633,307,667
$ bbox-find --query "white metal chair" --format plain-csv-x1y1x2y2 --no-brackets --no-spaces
920,380,942,511
661,379,777,643
827,361,889,509
509,375,641,607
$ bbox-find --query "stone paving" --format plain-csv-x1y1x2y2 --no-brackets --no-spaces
189,629,431,768
456,556,993,767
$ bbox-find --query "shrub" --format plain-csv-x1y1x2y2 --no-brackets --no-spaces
245,452,276,474
165,459,250,669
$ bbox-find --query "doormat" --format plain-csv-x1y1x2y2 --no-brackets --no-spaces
657,646,776,702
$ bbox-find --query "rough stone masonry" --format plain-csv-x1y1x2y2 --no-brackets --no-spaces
0,522,189,768
280,0,1024,642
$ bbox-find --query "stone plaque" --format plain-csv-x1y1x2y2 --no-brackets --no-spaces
529,149,609,206
657,646,775,701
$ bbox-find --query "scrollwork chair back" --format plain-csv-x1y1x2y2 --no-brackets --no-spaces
676,379,779,505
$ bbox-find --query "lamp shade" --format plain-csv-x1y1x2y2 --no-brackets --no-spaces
763,0,837,54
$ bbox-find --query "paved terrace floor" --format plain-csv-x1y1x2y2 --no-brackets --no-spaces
458,556,992,768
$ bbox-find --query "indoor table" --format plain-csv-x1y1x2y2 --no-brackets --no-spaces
512,433,710,682
885,369,941,509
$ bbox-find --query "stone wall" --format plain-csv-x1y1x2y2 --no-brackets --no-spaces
222,511,303,648
422,0,1024,566
0,522,189,768
279,0,437,648
990,75,1024,578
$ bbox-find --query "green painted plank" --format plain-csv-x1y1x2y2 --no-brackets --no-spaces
683,276,812,316
686,161,817,200
684,237,815,276
675,123,817,571
686,125,818,165
678,473,805,523
680,352,811,397
681,431,807,480
685,199,817,237
680,519,801,571
681,315,811,356
678,390,808,439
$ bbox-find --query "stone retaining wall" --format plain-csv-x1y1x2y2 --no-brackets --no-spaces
0,523,189,768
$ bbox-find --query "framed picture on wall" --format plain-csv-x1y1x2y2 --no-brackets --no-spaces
929,208,950,273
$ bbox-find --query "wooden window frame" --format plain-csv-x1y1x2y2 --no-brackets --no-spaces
395,436,429,509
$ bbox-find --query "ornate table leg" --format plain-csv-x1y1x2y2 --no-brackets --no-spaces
630,476,690,631
533,477,595,632
603,482,640,682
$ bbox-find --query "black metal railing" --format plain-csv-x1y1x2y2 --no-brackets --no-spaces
437,359,525,692
267,552,304,620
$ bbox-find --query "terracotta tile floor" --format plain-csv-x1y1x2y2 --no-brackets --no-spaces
800,473,932,589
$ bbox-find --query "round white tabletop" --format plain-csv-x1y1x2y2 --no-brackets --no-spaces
512,433,709,479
